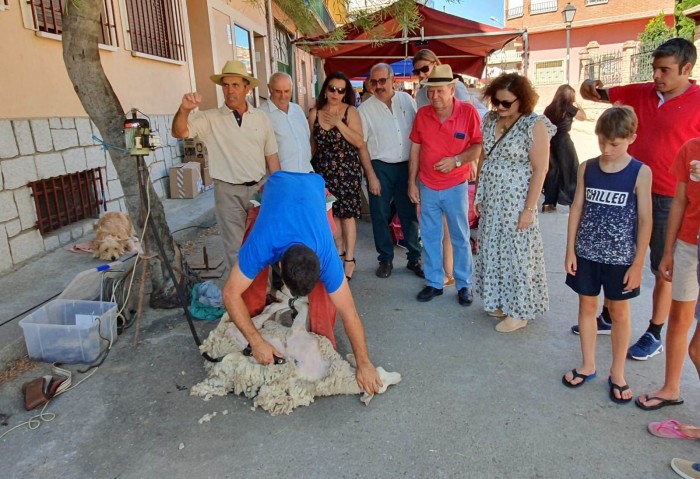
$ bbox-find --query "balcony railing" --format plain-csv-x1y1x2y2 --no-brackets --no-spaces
530,0,557,15
507,5,523,19
488,49,523,64
308,0,336,31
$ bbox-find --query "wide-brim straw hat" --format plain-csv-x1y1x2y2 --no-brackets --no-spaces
210,60,260,88
420,64,457,87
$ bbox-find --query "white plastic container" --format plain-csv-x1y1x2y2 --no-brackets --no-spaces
19,300,117,364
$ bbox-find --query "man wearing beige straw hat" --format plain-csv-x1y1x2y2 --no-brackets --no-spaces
408,64,482,305
172,60,280,268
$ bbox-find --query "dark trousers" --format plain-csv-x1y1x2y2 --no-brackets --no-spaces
368,160,421,263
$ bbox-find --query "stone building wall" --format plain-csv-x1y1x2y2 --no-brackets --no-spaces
0,114,183,274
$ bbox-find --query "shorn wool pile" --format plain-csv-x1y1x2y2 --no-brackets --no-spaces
191,288,401,415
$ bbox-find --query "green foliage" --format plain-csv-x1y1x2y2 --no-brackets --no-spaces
260,0,421,45
639,12,674,45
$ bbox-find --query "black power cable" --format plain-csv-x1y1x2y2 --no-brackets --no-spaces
136,157,221,363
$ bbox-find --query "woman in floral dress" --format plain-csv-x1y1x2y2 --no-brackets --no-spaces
309,72,365,280
474,73,556,333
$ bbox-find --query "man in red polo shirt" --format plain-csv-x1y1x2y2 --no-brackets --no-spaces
580,38,700,360
408,64,483,304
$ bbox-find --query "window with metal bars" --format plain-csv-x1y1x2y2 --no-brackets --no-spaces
28,0,118,46
124,0,185,62
534,60,564,85
29,169,105,235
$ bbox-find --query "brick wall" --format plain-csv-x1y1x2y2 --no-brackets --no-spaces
505,0,675,31
0,114,184,274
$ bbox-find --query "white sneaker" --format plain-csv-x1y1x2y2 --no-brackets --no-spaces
671,458,700,479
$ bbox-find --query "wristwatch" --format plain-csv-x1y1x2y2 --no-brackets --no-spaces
454,156,462,167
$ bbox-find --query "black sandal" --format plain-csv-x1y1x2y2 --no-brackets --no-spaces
344,257,356,281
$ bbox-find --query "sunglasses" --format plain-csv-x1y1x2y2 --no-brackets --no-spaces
369,78,388,87
412,65,431,76
492,97,519,109
327,86,347,94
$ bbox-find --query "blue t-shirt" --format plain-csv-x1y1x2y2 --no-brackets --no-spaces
238,171,345,293
575,157,643,265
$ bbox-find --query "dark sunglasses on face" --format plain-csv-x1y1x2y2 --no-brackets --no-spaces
492,97,519,109
369,78,388,87
327,86,346,94
412,65,431,75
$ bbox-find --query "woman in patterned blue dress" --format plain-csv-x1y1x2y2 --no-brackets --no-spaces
474,73,556,333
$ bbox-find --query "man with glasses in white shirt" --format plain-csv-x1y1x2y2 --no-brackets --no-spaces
358,63,423,279
261,72,314,173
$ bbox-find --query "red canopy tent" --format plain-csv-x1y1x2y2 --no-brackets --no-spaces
297,3,525,78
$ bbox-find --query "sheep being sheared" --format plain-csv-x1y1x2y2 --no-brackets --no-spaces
191,288,401,416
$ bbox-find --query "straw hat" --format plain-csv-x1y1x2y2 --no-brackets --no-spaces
420,64,457,87
210,60,259,88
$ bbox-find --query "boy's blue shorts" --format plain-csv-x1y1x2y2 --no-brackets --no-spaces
566,255,640,301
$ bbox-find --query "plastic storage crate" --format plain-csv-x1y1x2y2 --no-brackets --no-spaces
19,300,117,364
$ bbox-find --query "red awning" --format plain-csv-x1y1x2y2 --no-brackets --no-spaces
297,3,524,78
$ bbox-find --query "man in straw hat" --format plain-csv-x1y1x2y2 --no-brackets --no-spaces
172,60,280,269
408,64,482,305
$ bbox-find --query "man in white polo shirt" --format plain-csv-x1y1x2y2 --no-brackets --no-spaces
260,72,313,173
172,60,281,269
358,63,423,279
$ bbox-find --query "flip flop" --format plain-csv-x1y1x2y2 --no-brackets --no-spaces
608,377,632,404
562,369,597,388
647,420,695,440
635,395,685,411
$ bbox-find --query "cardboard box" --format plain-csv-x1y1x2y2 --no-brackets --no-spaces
186,157,212,186
184,139,208,168
169,162,202,199
19,300,118,364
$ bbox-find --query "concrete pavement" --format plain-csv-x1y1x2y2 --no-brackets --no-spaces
2,122,699,478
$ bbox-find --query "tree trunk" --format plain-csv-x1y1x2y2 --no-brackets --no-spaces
62,0,185,308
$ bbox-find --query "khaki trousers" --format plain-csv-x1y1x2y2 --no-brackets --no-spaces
213,178,264,269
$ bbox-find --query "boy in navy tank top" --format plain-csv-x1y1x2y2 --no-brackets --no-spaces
562,107,653,403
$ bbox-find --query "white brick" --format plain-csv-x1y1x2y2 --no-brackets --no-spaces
62,148,87,173
91,121,103,141
15,187,36,230
85,146,106,170
5,218,21,237
106,199,120,211
2,156,38,189
105,156,117,179
0,226,11,273
35,152,66,179
75,118,94,146
154,147,165,164
0,190,18,222
0,120,19,159
52,129,79,151
71,225,84,239
61,118,75,129
9,229,44,264
153,180,164,198
83,221,96,236
43,234,60,251
107,179,124,199
151,162,167,180
30,119,53,152
58,230,71,245
49,118,62,129
13,120,35,155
